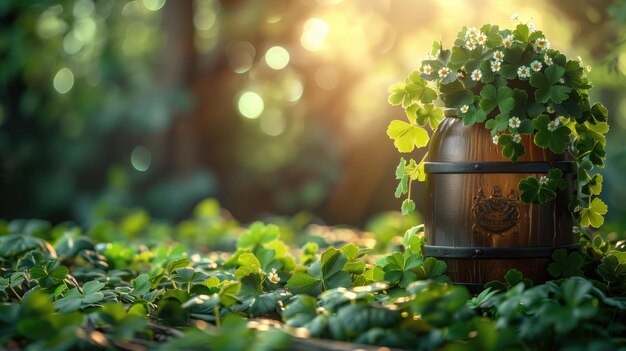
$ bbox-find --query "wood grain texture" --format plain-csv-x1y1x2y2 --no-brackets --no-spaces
424,116,575,285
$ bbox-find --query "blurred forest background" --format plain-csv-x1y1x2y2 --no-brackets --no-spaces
2,0,626,234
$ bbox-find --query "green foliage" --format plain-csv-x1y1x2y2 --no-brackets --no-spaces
0,209,624,350
529,65,572,103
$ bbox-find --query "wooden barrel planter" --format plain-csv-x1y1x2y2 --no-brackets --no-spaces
422,109,578,290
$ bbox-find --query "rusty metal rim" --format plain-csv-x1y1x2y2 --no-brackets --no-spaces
424,161,576,174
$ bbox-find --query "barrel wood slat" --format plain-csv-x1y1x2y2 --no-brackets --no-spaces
422,112,576,289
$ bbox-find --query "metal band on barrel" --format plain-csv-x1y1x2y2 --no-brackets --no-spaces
423,161,575,174
422,243,580,259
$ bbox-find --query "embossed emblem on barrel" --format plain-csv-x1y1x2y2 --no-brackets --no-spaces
472,186,520,236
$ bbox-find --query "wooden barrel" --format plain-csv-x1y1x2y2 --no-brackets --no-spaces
422,110,577,290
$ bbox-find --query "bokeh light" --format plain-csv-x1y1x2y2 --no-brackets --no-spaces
53,67,75,94
300,18,329,51
131,146,152,172
260,109,286,136
265,46,290,70
237,91,265,119
142,0,166,11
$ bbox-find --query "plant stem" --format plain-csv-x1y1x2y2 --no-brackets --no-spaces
214,305,221,328
9,286,21,301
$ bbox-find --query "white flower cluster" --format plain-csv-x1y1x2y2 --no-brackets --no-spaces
547,118,561,132
460,105,469,114
465,26,487,51
491,50,504,72
539,175,549,185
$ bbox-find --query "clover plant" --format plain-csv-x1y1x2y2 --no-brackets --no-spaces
387,19,609,229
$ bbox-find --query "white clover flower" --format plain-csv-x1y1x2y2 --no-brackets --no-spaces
492,134,500,145
471,69,482,81
504,35,513,48
491,60,502,72
438,67,450,78
422,64,433,75
547,105,555,114
510,12,519,21
466,26,479,38
476,32,487,46
585,65,592,73
544,54,553,66
559,78,565,84
465,40,477,51
509,116,521,129
539,175,549,185
547,118,561,132
528,22,537,33
537,38,550,49
530,60,543,72
512,133,522,144
268,268,280,284
572,226,581,234
460,105,469,113
517,65,531,79
493,50,504,61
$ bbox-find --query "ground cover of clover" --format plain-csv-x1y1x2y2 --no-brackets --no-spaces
0,199,624,351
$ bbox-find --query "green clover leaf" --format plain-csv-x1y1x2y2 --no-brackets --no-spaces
479,84,514,115
401,199,416,216
386,120,429,153
485,113,510,135
518,176,556,204
382,252,423,288
458,105,487,126
414,104,445,130
547,249,583,278
498,134,525,162
580,197,608,228
529,65,572,104
531,114,570,153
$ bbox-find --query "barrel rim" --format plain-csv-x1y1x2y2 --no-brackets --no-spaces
422,243,580,259
424,161,575,174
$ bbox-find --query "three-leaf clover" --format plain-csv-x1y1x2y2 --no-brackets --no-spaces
479,84,514,116
386,120,429,153
532,114,570,153
529,65,572,104
382,252,422,288
547,249,583,278
286,247,351,296
579,197,608,228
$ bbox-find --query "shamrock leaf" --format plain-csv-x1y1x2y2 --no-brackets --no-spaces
518,176,556,204
414,104,445,130
449,46,468,70
386,120,429,153
286,247,351,296
513,24,530,42
414,257,448,281
401,199,416,216
405,72,438,104
458,105,487,126
383,252,422,288
55,281,106,313
529,65,572,104
394,158,408,198
388,74,437,107
479,84,514,115
579,197,608,228
440,80,473,108
29,260,68,289
485,269,532,292
532,114,570,153
597,252,626,291
481,24,503,48
237,222,280,250
498,134,525,162
547,249,582,278
485,114,510,135
587,102,608,123
405,158,425,181
402,224,425,254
